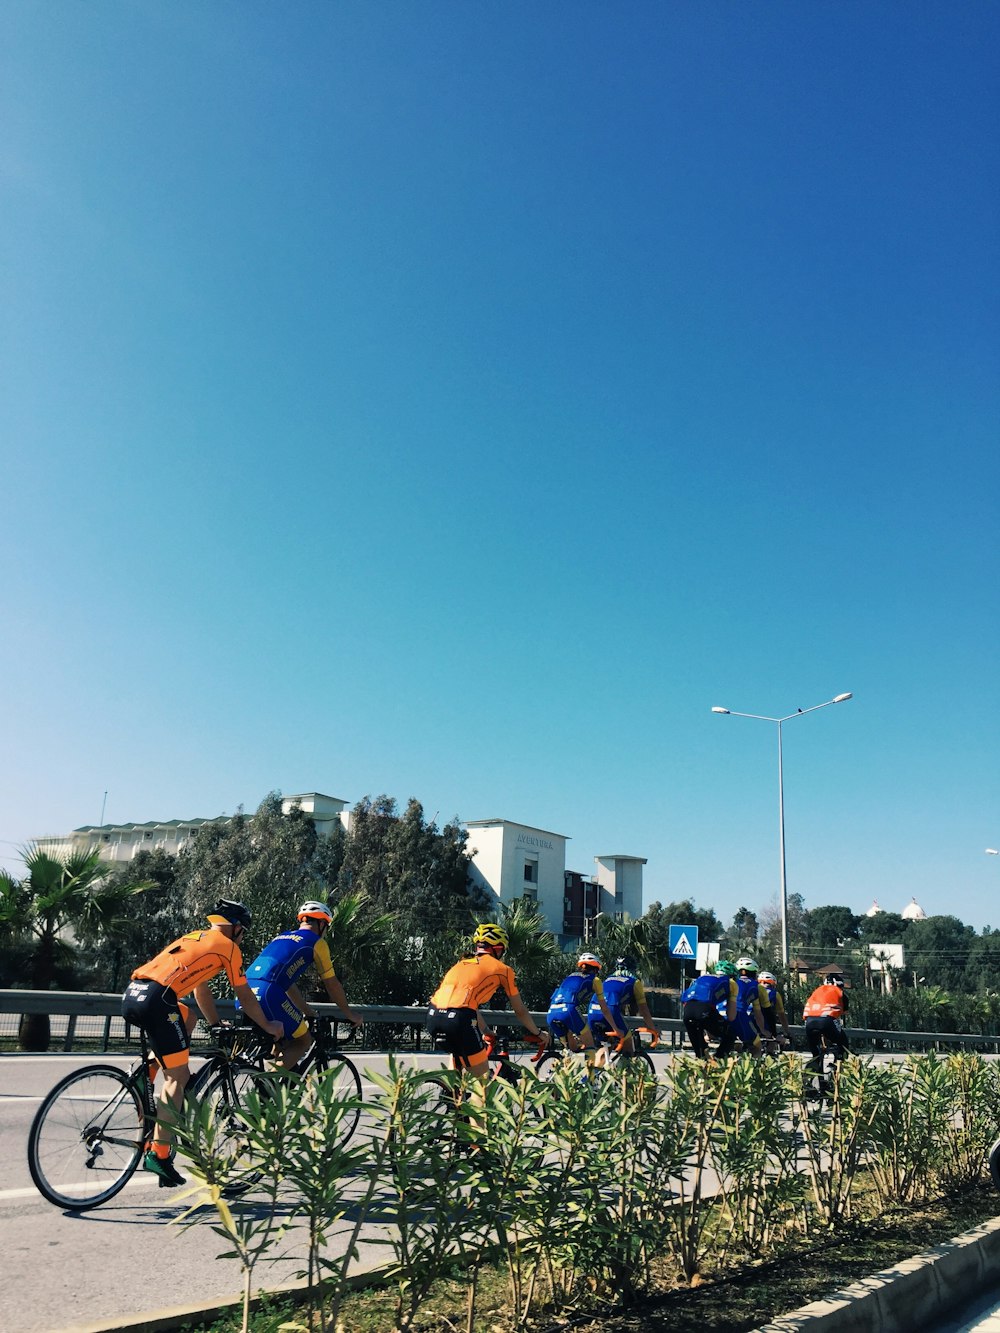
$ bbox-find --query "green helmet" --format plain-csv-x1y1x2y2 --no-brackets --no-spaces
714,960,737,978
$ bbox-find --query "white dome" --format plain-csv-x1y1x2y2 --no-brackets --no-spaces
865,899,881,917
901,897,926,921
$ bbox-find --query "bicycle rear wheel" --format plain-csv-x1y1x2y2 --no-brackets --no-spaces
619,1050,656,1080
309,1050,363,1148
28,1065,145,1211
195,1063,273,1197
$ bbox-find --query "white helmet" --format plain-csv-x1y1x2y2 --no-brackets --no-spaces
577,952,602,971
758,971,777,986
735,957,759,974
297,901,333,925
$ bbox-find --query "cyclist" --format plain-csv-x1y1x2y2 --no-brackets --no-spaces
238,900,363,1071
729,957,771,1056
587,955,661,1058
426,923,547,1080
681,960,737,1058
546,953,623,1071
121,900,284,1188
757,970,792,1051
803,972,850,1090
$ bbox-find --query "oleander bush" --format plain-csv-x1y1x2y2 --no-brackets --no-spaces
176,1050,1000,1330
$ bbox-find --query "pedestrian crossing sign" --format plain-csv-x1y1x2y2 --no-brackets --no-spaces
669,924,699,959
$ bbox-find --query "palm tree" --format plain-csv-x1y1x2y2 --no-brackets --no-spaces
589,914,659,981
324,889,395,981
473,898,564,1009
0,845,148,1050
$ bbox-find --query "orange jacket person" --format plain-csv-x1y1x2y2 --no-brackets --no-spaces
121,899,284,1187
426,923,547,1079
802,973,850,1082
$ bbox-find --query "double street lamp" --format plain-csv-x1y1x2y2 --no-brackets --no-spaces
711,692,853,971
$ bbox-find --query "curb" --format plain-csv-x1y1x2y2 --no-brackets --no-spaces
61,1264,395,1333
756,1213,1000,1332
59,1214,1000,1333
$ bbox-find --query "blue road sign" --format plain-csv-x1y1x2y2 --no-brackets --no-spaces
669,924,699,959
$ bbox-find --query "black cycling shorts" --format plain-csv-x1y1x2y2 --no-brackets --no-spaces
683,999,727,1038
425,1005,487,1070
122,978,191,1069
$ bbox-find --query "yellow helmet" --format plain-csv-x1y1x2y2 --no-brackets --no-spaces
473,923,509,951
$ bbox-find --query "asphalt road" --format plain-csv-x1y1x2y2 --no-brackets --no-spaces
1,1050,459,1333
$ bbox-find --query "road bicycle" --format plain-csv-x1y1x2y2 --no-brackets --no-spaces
28,1027,184,1211
27,1016,362,1211
534,1025,660,1081
233,1014,364,1149
804,1026,849,1099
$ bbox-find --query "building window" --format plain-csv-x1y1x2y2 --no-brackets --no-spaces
523,860,537,883
523,887,538,903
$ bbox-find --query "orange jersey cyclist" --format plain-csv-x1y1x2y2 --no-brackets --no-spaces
239,900,362,1070
122,899,284,1188
427,923,547,1079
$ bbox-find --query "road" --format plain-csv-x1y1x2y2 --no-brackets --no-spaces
1,1049,458,1333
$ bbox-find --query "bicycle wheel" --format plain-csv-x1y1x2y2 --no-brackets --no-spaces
28,1065,145,1211
195,1062,272,1196
623,1050,657,1080
309,1050,363,1148
533,1048,562,1082
988,1139,1000,1192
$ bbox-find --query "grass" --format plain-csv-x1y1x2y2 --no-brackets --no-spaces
182,1181,1000,1332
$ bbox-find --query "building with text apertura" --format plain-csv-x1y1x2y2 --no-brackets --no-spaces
465,817,645,941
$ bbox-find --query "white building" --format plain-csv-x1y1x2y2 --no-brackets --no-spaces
34,792,349,865
594,853,646,922
465,819,646,940
465,819,569,931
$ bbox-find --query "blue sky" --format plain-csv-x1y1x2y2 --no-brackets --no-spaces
2,4,997,930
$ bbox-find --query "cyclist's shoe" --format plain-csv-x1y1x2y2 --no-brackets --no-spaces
144,1149,186,1188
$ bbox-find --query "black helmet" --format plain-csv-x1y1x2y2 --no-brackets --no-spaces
615,955,637,974
209,899,252,930
825,973,845,987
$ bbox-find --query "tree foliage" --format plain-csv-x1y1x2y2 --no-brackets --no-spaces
0,846,149,1049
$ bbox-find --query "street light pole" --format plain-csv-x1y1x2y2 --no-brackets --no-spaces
711,693,853,971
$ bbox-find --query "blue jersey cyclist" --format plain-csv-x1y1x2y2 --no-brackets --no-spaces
757,970,791,1048
239,901,362,1070
681,962,738,1058
547,953,623,1068
587,955,661,1056
724,956,770,1056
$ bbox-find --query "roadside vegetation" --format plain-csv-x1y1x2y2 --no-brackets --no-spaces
170,1048,1000,1333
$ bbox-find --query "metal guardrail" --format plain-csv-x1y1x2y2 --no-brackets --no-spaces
3,990,999,1056
0,990,686,1054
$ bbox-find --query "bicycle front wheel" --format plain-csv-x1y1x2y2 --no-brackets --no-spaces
309,1050,363,1148
28,1065,145,1211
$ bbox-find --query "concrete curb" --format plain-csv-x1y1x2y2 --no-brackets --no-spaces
756,1214,1000,1332
61,1264,394,1333
59,1214,1000,1333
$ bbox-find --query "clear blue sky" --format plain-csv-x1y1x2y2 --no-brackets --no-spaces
2,4,997,929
